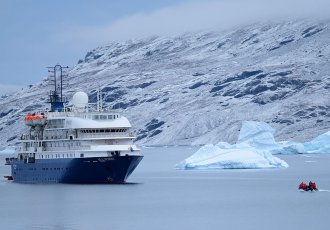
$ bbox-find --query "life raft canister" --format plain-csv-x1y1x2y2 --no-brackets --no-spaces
24,113,47,126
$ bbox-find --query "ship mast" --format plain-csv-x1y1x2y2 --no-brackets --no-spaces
47,64,69,112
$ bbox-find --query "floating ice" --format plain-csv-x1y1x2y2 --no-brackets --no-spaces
302,131,330,154
176,144,288,169
271,131,330,155
0,146,15,155
176,121,289,170
177,121,330,170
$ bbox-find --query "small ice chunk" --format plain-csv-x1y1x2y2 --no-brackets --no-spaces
0,146,15,155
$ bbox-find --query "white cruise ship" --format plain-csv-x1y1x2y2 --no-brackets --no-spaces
5,64,143,183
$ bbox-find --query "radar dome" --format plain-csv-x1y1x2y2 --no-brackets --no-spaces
72,92,88,108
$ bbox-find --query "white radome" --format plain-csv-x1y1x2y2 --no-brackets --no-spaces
72,91,88,109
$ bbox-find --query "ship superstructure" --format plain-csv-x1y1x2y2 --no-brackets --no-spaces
5,65,143,183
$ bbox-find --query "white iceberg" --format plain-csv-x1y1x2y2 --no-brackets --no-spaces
176,121,289,170
302,131,330,154
272,131,330,155
176,144,288,169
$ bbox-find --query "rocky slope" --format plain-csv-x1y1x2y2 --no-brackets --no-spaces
1,20,330,146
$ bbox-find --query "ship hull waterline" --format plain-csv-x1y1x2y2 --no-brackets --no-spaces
9,155,143,184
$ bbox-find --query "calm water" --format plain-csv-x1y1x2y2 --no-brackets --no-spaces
0,146,329,230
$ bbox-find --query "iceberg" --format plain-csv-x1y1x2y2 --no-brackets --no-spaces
302,131,330,154
176,121,289,170
272,131,330,155
176,144,288,169
177,121,330,170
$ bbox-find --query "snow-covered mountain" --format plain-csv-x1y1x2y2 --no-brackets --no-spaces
1,20,330,146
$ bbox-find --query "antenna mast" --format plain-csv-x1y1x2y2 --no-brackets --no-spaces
97,87,103,112
47,64,69,112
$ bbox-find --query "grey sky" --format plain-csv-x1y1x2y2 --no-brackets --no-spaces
0,0,329,90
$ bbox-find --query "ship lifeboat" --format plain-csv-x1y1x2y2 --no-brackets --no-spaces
24,113,47,126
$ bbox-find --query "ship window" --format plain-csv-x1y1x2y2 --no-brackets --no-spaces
100,115,107,120
108,115,112,119
100,129,104,133
80,154,84,158
93,115,99,120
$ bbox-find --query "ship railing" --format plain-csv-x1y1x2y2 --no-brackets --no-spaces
47,111,121,119
79,133,134,138
44,146,91,151
5,157,17,165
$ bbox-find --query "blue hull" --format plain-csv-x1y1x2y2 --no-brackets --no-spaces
10,155,143,184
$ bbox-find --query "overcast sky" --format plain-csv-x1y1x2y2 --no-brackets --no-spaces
1,0,329,91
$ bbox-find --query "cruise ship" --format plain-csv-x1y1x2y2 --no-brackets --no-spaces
5,64,143,183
